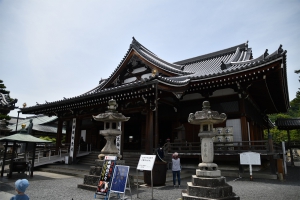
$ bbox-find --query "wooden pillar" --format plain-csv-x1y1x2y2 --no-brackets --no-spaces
66,120,71,144
1,141,8,177
73,118,82,163
30,143,36,177
145,109,154,154
121,122,124,159
268,127,276,174
249,122,254,142
239,98,248,141
287,130,294,166
154,83,159,148
8,141,16,178
55,118,63,154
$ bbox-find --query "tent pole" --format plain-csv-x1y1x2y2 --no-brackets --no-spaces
31,143,36,177
8,141,16,178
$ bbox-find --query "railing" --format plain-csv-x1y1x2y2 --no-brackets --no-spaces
163,140,281,155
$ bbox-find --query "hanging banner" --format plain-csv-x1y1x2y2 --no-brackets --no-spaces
116,122,122,155
69,118,76,158
95,159,116,196
110,165,129,193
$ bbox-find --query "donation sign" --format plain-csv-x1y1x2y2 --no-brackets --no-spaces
110,165,130,193
95,159,116,196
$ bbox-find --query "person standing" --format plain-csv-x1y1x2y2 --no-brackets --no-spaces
172,152,181,188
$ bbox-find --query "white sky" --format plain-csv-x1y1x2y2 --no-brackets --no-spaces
1,0,299,118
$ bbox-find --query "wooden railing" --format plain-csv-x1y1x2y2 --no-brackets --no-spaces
163,140,282,155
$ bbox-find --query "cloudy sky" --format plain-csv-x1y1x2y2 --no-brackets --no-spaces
1,0,299,117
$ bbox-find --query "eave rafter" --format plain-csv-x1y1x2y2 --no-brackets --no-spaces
22,84,157,117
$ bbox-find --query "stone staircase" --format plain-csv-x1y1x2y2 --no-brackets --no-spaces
76,151,100,166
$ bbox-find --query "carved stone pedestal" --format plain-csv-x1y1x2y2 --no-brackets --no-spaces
182,175,240,200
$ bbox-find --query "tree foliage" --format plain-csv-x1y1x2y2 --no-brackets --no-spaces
264,70,300,142
0,79,10,95
0,79,12,120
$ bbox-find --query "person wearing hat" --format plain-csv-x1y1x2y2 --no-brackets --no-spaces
172,152,181,188
10,179,30,200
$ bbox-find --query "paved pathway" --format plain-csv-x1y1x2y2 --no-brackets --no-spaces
0,166,299,200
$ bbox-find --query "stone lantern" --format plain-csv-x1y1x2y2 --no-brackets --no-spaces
188,101,226,176
182,101,239,200
93,99,130,160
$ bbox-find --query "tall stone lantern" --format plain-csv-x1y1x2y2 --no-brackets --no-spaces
188,101,226,176
93,99,130,160
183,101,239,200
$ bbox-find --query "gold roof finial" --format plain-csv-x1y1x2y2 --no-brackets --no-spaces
23,103,27,108
21,124,26,129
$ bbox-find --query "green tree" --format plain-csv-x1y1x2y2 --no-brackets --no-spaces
0,79,10,95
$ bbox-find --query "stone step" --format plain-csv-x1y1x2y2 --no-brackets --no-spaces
37,167,87,178
182,190,240,200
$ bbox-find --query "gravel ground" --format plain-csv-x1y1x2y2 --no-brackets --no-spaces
1,166,299,200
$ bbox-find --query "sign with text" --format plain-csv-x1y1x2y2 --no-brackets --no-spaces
137,155,156,171
95,159,116,196
104,156,117,160
110,165,130,193
240,152,261,165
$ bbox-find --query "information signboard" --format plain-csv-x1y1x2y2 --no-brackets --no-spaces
240,152,261,165
110,165,130,193
137,155,156,171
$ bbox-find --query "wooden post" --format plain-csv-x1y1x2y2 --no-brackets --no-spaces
154,83,159,148
268,128,276,174
73,118,82,163
1,141,8,177
239,98,249,142
145,109,154,154
8,141,16,178
30,143,36,177
287,130,294,166
55,119,63,154
121,122,124,159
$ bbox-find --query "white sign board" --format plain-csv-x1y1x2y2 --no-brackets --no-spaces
240,152,261,165
137,155,156,171
104,156,117,160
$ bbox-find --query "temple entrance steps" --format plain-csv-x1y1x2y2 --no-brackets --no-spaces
76,151,101,166
122,151,142,169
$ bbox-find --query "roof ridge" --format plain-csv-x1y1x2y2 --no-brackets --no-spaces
174,42,248,65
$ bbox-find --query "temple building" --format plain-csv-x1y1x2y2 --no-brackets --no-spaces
20,38,289,162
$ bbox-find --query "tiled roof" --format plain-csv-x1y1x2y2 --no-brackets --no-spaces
130,38,193,75
7,115,65,133
20,39,287,112
168,44,286,82
276,118,300,130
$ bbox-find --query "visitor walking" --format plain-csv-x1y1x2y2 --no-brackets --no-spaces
10,179,30,200
172,152,181,188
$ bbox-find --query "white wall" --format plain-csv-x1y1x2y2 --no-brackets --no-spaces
226,119,242,141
